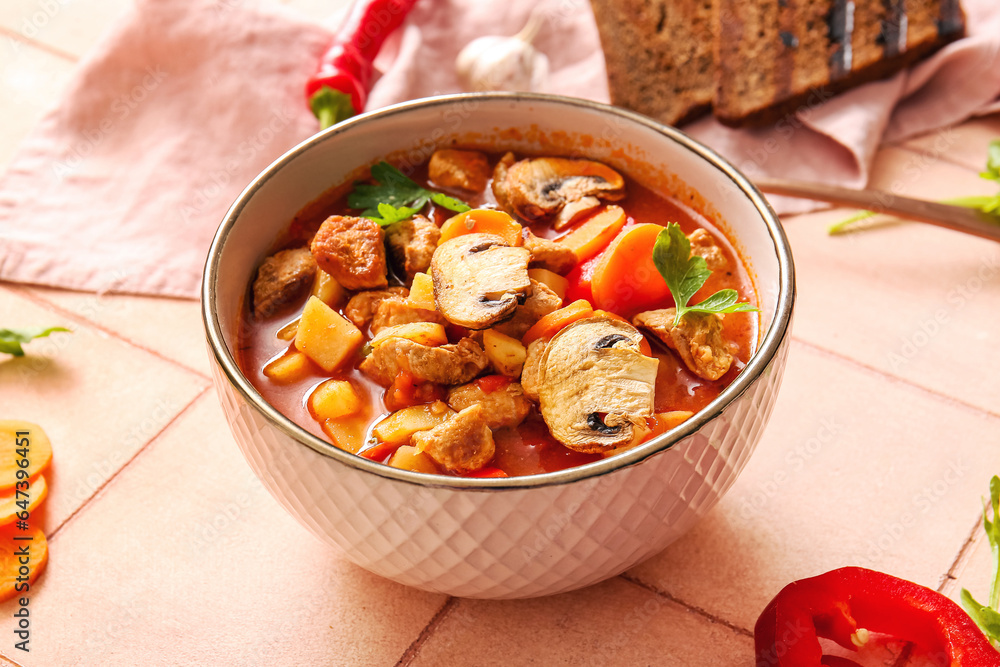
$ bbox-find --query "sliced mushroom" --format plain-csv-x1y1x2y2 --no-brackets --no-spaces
500,158,625,222
431,233,531,329
536,317,658,453
553,196,601,231
633,308,733,381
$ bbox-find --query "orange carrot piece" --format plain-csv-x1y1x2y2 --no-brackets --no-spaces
358,440,400,462
521,300,594,345
0,422,53,493
467,467,508,478
0,525,47,602
0,475,47,528
554,205,627,261
646,411,695,439
590,223,673,315
439,209,523,246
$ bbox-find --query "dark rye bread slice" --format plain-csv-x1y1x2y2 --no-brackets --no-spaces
714,0,967,127
590,0,717,126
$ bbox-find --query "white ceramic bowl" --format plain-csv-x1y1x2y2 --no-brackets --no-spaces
203,93,794,599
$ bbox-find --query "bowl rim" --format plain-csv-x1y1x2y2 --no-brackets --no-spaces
202,92,795,491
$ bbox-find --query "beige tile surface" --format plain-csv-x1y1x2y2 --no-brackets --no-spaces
627,340,1000,631
0,395,448,666
0,0,132,59
899,115,1000,174
0,286,208,534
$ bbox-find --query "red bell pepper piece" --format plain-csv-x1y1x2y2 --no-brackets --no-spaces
755,566,999,666
306,0,419,129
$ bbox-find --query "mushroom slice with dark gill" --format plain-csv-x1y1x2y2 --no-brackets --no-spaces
536,317,658,453
633,308,733,381
499,157,625,222
430,233,531,329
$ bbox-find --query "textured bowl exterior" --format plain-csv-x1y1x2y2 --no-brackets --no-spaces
211,335,788,598
203,94,795,599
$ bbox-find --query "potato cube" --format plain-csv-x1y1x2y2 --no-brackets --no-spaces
321,416,367,454
370,322,448,349
312,269,346,306
483,329,527,377
527,268,569,300
408,272,436,310
371,401,454,445
294,296,364,372
388,445,439,474
309,379,362,420
275,317,300,341
263,350,313,383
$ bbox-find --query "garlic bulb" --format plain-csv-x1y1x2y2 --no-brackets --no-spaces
456,12,550,93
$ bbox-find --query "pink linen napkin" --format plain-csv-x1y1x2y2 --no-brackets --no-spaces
1,0,999,299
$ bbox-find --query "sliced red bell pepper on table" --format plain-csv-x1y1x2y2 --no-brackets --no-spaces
754,566,999,666
306,0,419,129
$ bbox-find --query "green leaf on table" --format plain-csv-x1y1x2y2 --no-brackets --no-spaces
347,162,470,222
651,223,758,326
0,326,71,357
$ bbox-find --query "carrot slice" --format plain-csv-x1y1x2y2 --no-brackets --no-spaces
439,209,523,246
0,476,47,528
555,205,627,261
467,467,508,478
358,440,400,463
0,422,53,493
0,525,48,602
521,300,594,345
590,223,673,315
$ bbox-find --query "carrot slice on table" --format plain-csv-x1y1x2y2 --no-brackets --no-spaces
439,209,523,246
0,476,47,528
0,525,48,602
521,300,594,345
555,205,627,261
0,422,52,493
590,223,673,315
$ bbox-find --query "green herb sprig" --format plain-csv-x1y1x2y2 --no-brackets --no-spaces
652,223,758,326
961,475,1000,648
0,327,70,357
830,139,1000,235
347,162,470,227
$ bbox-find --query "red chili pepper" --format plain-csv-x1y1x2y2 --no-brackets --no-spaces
306,0,419,129
755,567,999,666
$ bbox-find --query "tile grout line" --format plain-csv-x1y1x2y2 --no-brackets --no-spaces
47,386,211,543
789,336,1000,422
5,284,212,382
0,651,25,667
393,597,457,667
618,573,754,638
938,513,987,592
0,25,79,63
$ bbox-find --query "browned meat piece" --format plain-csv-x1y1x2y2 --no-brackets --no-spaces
310,215,388,290
523,229,577,274
252,247,317,318
385,215,441,281
492,279,563,339
688,228,729,272
370,296,446,334
519,338,546,402
428,149,491,192
633,308,733,381
446,381,532,430
412,404,494,474
491,152,517,215
360,337,489,387
344,287,408,329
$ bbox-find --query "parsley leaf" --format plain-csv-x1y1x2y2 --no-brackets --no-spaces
962,475,1000,648
0,326,71,357
347,162,470,226
652,223,758,326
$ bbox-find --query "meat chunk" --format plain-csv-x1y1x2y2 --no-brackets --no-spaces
491,152,517,215
633,308,733,381
310,215,388,290
429,149,492,192
492,279,563,339
523,230,577,275
446,381,532,429
360,337,489,386
252,247,317,318
688,228,729,272
385,215,440,281
412,404,494,474
344,287,408,329
370,296,446,334
520,339,546,402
